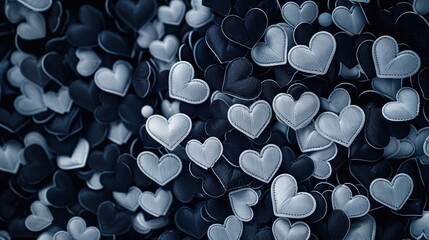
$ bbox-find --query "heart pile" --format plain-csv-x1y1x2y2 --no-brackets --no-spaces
1,0,429,239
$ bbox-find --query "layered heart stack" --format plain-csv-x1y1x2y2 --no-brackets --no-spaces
1,0,429,239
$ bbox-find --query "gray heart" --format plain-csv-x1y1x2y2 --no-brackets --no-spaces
185,0,214,28
371,77,402,100
76,48,101,77
281,0,318,27
208,215,243,240
332,184,370,218
296,121,333,152
251,25,288,67
108,121,132,145
145,113,192,150
392,138,415,159
410,211,429,239
17,11,46,40
66,217,100,240
158,0,186,25
137,151,182,186
86,172,103,191
17,0,52,11
369,173,413,210
149,35,180,62
424,136,429,158
133,212,168,234
94,60,132,96
407,126,429,163
169,61,210,104
315,105,365,147
14,81,47,116
5,0,30,24
340,64,361,79
56,138,89,170
332,5,366,36
139,188,173,217
382,87,420,121
25,201,53,232
0,140,23,174
345,214,376,240
288,31,336,75
273,92,320,130
229,188,259,222
160,99,181,118
239,144,282,183
272,218,311,240
43,87,73,114
383,137,401,159
137,20,164,49
7,65,29,88
320,88,351,114
53,231,70,240
414,0,429,15
113,187,142,212
372,35,421,79
271,174,316,218
186,137,223,169
308,143,338,179
228,100,272,139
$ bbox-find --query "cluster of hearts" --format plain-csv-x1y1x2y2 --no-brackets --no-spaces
2,0,429,239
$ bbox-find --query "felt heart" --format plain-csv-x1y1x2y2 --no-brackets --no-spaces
369,173,413,210
296,121,333,152
158,0,186,26
281,0,318,27
46,170,76,207
94,60,132,97
69,80,100,112
410,211,429,239
137,151,182,186
308,143,338,179
202,0,231,15
56,138,89,170
332,5,366,36
229,188,258,222
107,121,132,145
24,201,53,232
205,25,248,64
414,0,429,15
227,100,272,139
251,24,288,67
208,215,243,240
371,77,402,100
20,144,54,184
221,8,267,49
132,212,168,234
137,20,164,49
186,0,214,28
382,87,420,122
239,144,282,183
320,88,351,114
288,31,336,75
174,205,211,239
20,57,50,87
99,162,132,192
315,105,365,147
17,0,52,11
145,113,192,150
149,35,179,62
271,174,316,218
14,82,46,116
280,147,315,183
0,140,23,174
42,87,73,114
169,61,210,104
113,186,141,212
139,188,173,217
17,11,46,40
273,92,320,130
66,5,105,47
97,201,131,236
75,48,101,77
344,214,376,240
114,0,157,31
332,184,370,218
372,35,421,78
62,217,100,240
98,31,134,58
186,137,223,169
222,57,261,100
272,218,311,240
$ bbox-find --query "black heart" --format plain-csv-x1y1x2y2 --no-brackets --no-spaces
364,106,390,149
98,31,134,58
348,131,383,162
280,147,315,183
115,0,157,31
212,158,254,190
190,162,226,198
78,188,113,214
304,191,328,224
20,57,50,87
313,210,350,240
97,201,131,236
205,64,225,91
273,64,296,88
194,38,218,71
0,190,21,221
88,143,120,172
118,153,153,188
41,52,74,86
221,8,267,49
0,108,28,133
203,0,231,15
45,107,80,136
205,197,232,223
375,221,405,240
334,33,358,69
349,160,392,188
356,40,377,79
260,80,281,103
222,130,252,167
174,204,211,239
69,80,100,112
46,170,76,208
100,162,132,193
66,5,105,47
205,98,233,137
132,61,152,98
94,92,121,124
118,94,149,133
19,144,54,185
205,25,248,63
172,166,202,203
222,57,261,99
293,23,317,46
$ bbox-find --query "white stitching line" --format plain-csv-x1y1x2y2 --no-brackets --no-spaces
239,145,282,183
369,174,413,210
185,137,223,169
228,100,272,138
137,152,182,186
